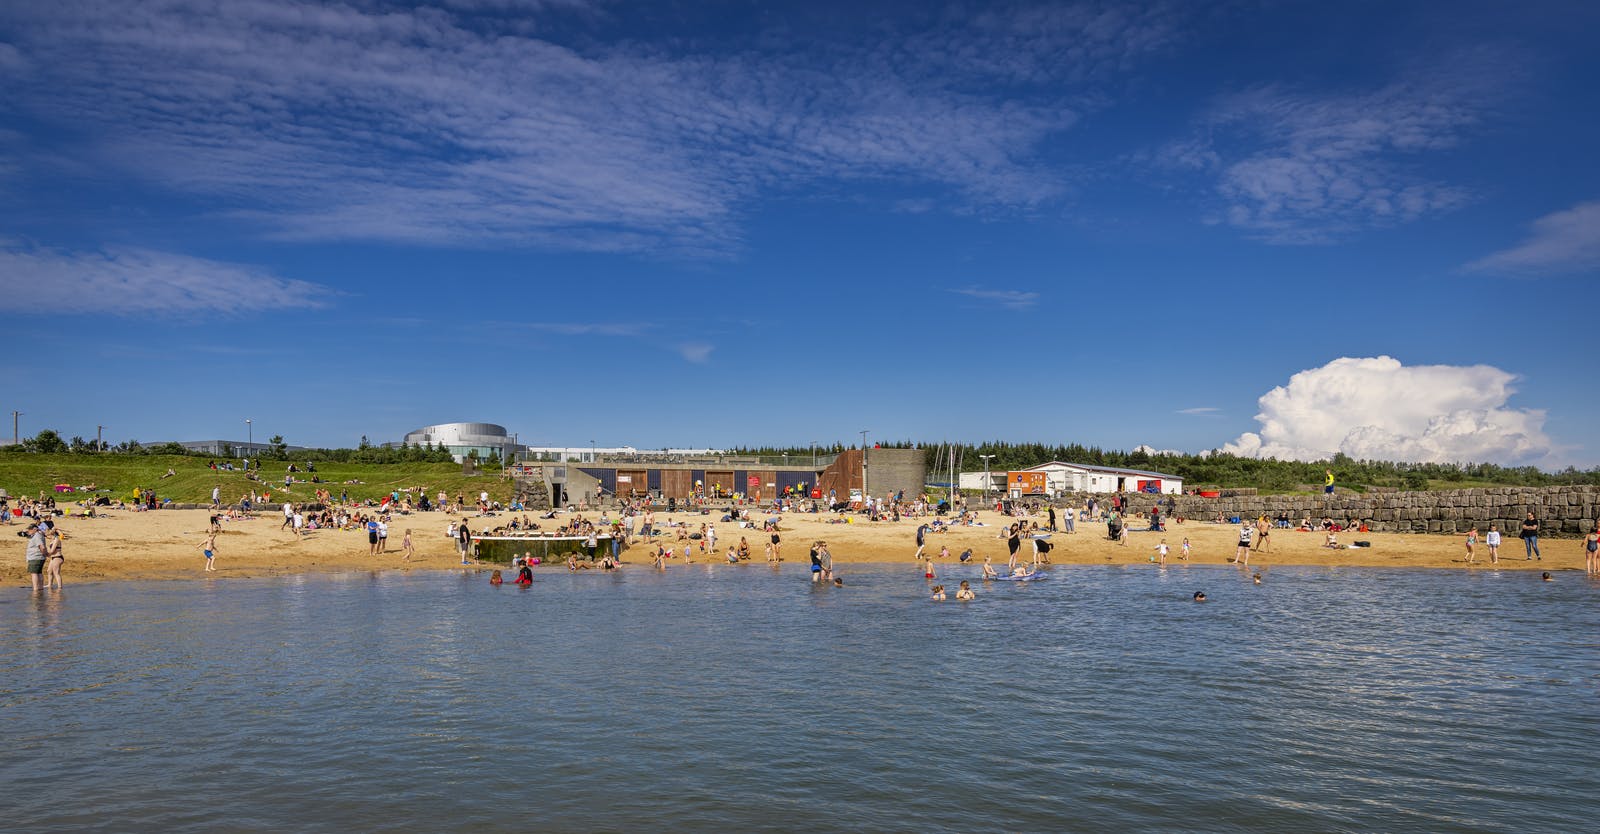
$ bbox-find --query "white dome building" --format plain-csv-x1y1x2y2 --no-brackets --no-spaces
402,422,521,463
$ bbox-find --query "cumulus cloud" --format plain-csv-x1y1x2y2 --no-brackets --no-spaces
0,244,332,314
0,1,1186,253
1465,200,1600,275
951,287,1040,309
1221,357,1555,465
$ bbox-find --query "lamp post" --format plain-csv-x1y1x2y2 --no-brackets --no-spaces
980,454,996,504
859,429,869,500
246,419,252,453
810,440,817,469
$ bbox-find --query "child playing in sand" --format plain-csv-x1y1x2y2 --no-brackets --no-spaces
198,531,217,572
930,584,946,601
681,542,693,564
955,580,975,600
1486,524,1501,564
1181,537,1191,560
401,529,414,561
1324,530,1339,548
1465,525,1478,563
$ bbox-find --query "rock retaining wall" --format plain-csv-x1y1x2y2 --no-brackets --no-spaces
1054,486,1599,537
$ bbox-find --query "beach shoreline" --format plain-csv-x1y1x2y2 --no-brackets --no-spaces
7,508,1587,585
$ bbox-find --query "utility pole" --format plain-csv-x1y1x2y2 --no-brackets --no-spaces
12,411,20,446
246,419,252,453
980,454,996,505
97,425,105,452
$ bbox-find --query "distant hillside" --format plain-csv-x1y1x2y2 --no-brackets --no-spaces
0,454,510,506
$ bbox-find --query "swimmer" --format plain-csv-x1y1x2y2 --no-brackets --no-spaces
982,555,998,579
1011,565,1033,578
1541,571,1552,581
516,564,534,585
1193,591,1207,602
1252,572,1262,585
931,585,946,601
832,577,843,587
955,580,975,600
489,569,504,586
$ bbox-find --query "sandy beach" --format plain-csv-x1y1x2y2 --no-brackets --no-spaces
8,506,1589,585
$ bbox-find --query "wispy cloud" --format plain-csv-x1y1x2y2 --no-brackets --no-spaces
677,342,713,363
519,322,644,336
951,287,1040,309
1465,200,1600,275
0,1,1185,254
1150,56,1509,243
0,243,333,315
1176,407,1221,417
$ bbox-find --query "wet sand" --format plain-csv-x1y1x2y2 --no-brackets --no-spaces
7,507,1589,585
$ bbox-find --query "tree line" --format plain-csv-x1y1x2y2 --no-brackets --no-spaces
731,440,1600,491
1,430,457,465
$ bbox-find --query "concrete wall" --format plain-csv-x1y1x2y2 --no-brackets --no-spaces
865,448,927,499
1051,485,1599,537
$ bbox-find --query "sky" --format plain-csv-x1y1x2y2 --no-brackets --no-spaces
1,0,1597,467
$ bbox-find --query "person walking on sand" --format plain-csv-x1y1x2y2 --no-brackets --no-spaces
915,523,928,561
1232,521,1252,566
1520,512,1541,560
458,522,472,564
377,519,389,553
401,528,414,561
1254,515,1271,553
281,501,294,530
1465,525,1478,563
367,517,380,555
198,529,217,572
44,525,65,589
1486,524,1501,564
211,484,221,510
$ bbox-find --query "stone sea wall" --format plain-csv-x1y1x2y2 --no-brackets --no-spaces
1056,486,1599,537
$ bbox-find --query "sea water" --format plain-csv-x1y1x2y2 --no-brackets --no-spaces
2,564,1596,833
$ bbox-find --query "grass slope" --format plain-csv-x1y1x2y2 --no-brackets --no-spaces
0,454,512,506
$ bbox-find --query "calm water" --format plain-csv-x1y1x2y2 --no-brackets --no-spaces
3,564,1597,833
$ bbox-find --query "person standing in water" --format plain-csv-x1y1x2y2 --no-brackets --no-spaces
44,525,65,590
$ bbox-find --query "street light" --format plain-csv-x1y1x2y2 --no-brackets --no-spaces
980,454,996,504
246,418,252,452
859,429,869,501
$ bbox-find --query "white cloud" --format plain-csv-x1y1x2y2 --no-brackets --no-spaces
0,1,1184,253
1221,356,1556,465
0,244,332,314
1153,59,1505,243
1465,200,1600,275
1176,407,1221,417
952,287,1040,309
1133,444,1183,455
676,342,713,363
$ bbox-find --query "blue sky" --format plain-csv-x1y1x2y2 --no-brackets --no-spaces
1,1,1596,466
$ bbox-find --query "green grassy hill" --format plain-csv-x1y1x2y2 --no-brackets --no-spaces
0,454,512,506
